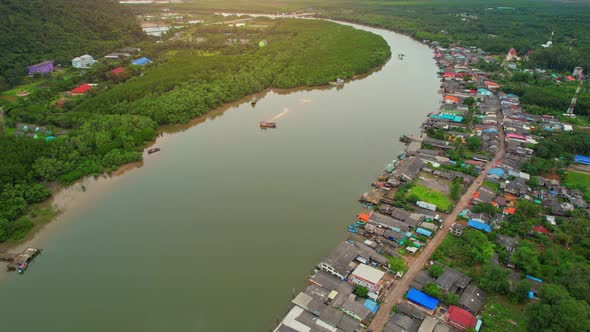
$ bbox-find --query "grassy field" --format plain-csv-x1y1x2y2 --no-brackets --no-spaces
481,294,527,332
431,232,477,276
407,184,452,211
564,170,590,201
1,80,44,97
483,180,501,193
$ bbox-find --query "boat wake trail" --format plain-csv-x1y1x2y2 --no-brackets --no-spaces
271,108,291,121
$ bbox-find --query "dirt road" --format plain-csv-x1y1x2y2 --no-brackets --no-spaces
368,112,505,331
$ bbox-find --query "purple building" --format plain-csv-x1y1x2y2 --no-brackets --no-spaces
28,61,54,75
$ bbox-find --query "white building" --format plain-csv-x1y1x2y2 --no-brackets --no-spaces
141,23,170,36
71,54,95,68
349,264,385,294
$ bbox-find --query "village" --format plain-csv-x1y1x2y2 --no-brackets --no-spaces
274,42,588,332
1,7,589,331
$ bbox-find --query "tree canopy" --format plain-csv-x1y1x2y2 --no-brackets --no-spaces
0,0,145,87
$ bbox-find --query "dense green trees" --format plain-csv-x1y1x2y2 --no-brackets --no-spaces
320,0,590,71
75,20,390,125
354,285,369,298
525,284,590,332
428,264,444,278
479,264,510,295
387,256,408,273
0,0,145,87
0,19,389,242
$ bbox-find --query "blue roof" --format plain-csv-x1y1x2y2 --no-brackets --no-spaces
429,113,463,123
132,57,151,65
467,220,492,233
477,88,493,96
488,168,505,177
476,319,483,331
364,299,379,314
407,288,439,310
483,128,498,133
575,155,590,165
526,275,543,283
416,228,433,237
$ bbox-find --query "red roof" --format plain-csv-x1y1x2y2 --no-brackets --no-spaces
472,191,480,200
70,83,92,94
111,67,124,75
534,225,551,235
446,306,477,329
508,48,517,56
506,133,527,141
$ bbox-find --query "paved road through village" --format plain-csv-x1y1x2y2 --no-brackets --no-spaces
368,110,506,332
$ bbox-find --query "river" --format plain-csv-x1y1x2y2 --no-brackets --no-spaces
0,22,440,331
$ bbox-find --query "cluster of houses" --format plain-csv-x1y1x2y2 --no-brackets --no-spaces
12,124,67,140
23,47,151,102
274,240,389,331
388,264,487,332
448,87,587,239
275,42,589,332
26,47,148,77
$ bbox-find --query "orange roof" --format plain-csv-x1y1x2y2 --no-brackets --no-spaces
444,95,460,103
472,191,480,199
503,207,516,215
357,213,371,223
505,193,517,201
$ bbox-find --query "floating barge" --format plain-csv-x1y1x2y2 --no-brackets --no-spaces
259,121,277,129
3,248,42,273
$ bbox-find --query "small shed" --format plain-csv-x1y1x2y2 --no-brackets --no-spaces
416,228,433,237
132,57,151,66
111,67,124,76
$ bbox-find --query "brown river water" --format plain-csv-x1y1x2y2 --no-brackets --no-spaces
0,21,440,332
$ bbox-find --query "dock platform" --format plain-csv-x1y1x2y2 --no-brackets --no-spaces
1,248,42,271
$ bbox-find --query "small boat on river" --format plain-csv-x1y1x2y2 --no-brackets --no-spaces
259,121,277,129
147,147,160,154
18,262,28,274
251,97,258,106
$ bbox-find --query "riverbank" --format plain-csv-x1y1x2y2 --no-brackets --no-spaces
0,16,389,249
0,20,442,331
273,26,588,332
273,36,513,331
0,61,391,253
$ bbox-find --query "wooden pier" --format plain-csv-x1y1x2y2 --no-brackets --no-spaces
1,248,42,271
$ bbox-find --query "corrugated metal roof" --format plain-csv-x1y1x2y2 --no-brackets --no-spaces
407,288,439,310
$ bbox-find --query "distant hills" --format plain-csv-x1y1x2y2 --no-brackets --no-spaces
0,0,145,88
